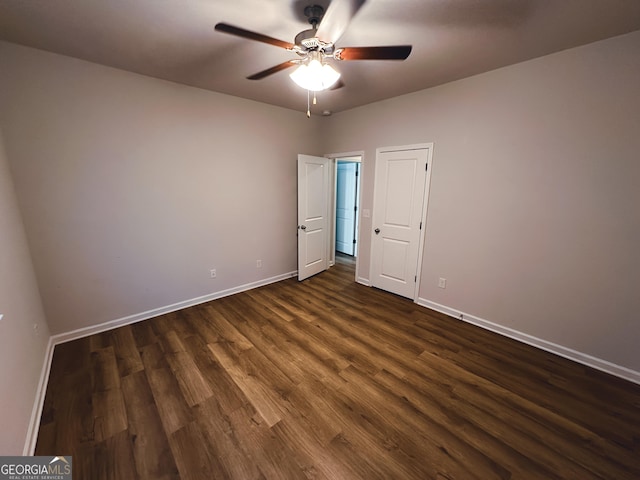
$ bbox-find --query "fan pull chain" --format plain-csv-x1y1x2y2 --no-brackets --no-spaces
305,91,319,117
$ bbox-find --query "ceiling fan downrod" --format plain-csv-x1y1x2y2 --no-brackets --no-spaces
303,5,325,29
295,5,328,50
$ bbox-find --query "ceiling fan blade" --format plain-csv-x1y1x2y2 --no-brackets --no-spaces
336,45,412,61
215,23,294,50
247,61,298,80
315,0,367,44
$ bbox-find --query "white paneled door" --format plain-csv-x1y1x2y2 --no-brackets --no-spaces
298,154,330,281
371,146,432,299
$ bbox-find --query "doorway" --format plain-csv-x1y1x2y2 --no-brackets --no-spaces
327,153,363,281
336,160,360,257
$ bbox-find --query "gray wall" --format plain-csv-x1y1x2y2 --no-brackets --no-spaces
0,41,323,335
323,30,640,372
0,130,50,454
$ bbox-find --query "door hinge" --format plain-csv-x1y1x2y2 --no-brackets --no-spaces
354,206,358,212
425,163,428,171
414,275,417,282
419,221,422,230
353,239,357,244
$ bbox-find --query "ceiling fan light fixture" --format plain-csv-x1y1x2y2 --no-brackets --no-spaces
289,57,340,91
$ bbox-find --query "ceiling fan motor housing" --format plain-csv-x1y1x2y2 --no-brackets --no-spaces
295,29,319,47
295,29,334,56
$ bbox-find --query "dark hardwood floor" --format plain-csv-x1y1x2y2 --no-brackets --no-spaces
36,255,640,479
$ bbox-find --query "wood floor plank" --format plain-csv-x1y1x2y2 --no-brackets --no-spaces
139,342,171,371
73,430,139,480
182,308,221,344
181,338,248,416
36,257,640,479
158,331,214,407
172,361,214,408
92,387,128,442
145,367,194,435
169,421,226,480
91,347,121,393
204,304,255,352
245,288,299,322
103,429,139,480
225,405,308,480
285,378,343,446
130,319,159,348
109,326,144,377
40,368,95,453
207,342,285,427
158,329,188,355
193,397,263,480
120,371,180,480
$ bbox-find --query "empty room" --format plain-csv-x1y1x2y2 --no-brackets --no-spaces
1,0,639,478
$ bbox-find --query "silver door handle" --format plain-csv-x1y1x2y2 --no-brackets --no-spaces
299,225,307,230
374,228,380,234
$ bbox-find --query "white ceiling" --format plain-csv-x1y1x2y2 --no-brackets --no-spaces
1,0,639,115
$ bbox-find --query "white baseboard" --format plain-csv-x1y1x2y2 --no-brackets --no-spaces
357,277,370,286
416,298,640,386
23,336,55,455
52,271,297,346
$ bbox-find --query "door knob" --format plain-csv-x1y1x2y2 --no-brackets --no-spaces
374,228,380,234
300,225,307,230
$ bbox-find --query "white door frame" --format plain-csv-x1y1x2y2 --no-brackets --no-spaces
371,143,434,302
325,151,364,281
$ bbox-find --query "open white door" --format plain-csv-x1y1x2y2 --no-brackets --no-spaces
298,154,330,281
370,145,432,299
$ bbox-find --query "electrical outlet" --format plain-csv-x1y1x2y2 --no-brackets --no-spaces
33,323,40,336
210,269,217,279
438,277,446,289
256,259,262,268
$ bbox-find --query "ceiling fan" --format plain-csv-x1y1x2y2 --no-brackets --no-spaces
215,0,412,115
